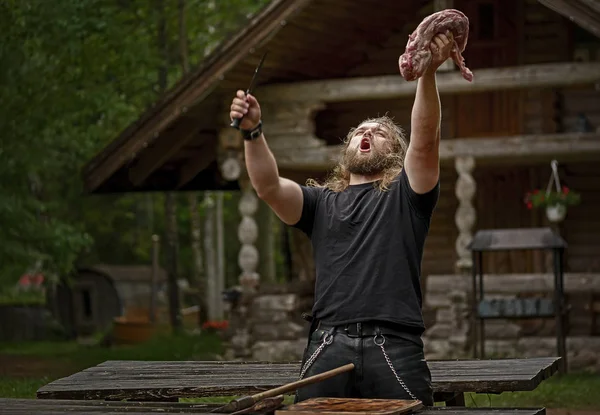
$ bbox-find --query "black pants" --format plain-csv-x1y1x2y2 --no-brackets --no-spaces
295,322,433,406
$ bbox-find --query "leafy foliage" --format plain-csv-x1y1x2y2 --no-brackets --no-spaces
0,0,269,288
524,187,581,209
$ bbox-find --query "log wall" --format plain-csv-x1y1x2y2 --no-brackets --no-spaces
225,0,600,365
560,162,600,273
522,0,600,135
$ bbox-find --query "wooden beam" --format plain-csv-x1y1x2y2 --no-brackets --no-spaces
439,132,600,161
260,62,600,103
127,118,204,186
538,0,600,38
176,138,218,189
274,145,341,171
274,132,600,170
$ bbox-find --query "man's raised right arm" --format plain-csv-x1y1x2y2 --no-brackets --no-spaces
230,90,304,225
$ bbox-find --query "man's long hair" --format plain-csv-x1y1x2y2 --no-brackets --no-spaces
307,115,408,192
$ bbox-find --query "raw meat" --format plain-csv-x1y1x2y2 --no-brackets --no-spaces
399,9,473,82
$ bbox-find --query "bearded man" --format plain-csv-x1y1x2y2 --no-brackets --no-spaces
229,32,454,405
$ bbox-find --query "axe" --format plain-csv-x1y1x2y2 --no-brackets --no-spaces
211,363,355,414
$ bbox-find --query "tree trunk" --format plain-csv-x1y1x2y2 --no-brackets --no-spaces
178,0,189,73
164,193,182,331
215,192,225,320
178,0,205,326
204,192,218,320
157,0,181,332
189,194,205,323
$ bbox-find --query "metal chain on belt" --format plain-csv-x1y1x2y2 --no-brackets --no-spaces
299,332,333,379
374,334,418,401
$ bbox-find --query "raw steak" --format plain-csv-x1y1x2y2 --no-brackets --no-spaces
399,9,473,82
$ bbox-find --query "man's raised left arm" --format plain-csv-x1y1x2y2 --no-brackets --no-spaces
404,31,454,194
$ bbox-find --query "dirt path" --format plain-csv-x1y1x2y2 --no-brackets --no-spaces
548,411,600,415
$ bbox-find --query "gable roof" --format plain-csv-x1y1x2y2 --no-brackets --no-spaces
82,0,313,193
537,0,600,39
82,0,595,194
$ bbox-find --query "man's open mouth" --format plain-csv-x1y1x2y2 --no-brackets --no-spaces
360,138,371,152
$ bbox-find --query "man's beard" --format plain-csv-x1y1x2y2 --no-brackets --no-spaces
343,145,396,176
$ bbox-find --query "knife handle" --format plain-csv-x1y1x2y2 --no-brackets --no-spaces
230,89,250,129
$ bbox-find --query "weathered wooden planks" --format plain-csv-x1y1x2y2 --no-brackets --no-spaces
276,398,423,415
0,398,219,414
36,358,560,401
0,398,547,415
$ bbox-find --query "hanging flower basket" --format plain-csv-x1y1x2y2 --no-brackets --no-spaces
545,203,567,223
524,160,581,223
525,187,581,210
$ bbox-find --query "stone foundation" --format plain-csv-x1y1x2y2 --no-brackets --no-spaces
224,281,313,361
424,336,600,372
224,272,600,371
423,273,600,372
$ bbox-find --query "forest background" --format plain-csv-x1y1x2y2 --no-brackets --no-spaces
0,0,289,308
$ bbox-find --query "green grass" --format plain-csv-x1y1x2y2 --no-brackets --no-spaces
1,335,599,411
0,288,45,306
466,372,600,410
0,331,222,362
182,372,600,409
0,377,52,399
0,331,223,399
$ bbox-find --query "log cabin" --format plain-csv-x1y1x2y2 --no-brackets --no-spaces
82,0,600,369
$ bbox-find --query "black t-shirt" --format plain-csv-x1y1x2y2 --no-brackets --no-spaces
292,168,439,333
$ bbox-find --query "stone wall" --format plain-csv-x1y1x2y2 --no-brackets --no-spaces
423,273,600,372
224,280,313,361
224,272,600,371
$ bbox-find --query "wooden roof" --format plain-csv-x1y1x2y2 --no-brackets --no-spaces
81,0,460,193
81,0,595,194
537,0,600,39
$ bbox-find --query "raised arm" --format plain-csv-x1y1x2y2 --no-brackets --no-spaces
230,90,303,225
404,31,454,194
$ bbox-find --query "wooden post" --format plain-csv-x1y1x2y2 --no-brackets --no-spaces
454,156,477,274
454,156,477,358
238,179,260,292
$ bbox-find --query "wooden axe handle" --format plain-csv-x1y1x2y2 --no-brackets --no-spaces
252,363,355,400
212,363,355,413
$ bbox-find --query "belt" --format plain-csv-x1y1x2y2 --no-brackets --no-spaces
316,320,423,338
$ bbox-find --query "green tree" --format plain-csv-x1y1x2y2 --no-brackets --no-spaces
0,0,270,293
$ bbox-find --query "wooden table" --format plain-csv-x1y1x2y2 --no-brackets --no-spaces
36,357,561,406
0,398,547,414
